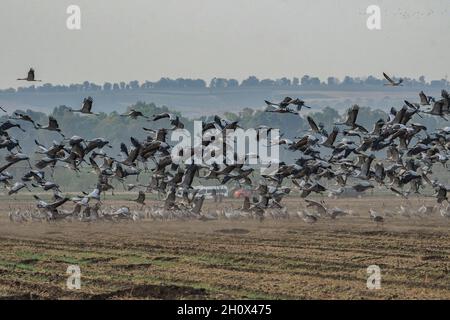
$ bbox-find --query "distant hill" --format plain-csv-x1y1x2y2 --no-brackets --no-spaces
0,86,444,118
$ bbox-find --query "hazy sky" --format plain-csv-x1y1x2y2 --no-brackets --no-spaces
0,0,449,88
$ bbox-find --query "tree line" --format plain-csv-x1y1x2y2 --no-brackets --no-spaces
2,75,449,94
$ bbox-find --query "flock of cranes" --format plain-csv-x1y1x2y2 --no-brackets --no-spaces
2,68,450,224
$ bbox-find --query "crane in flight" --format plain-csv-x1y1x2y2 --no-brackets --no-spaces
17,68,42,82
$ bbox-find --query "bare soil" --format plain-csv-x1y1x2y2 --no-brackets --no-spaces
0,197,448,299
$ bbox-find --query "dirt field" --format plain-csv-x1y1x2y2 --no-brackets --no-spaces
0,197,448,300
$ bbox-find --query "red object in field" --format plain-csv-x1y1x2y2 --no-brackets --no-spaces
233,189,251,198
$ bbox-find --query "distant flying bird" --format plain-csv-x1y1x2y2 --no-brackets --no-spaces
419,91,435,105
33,195,70,216
306,116,327,136
383,72,403,86
151,112,184,129
11,112,39,128
84,138,111,154
265,97,293,109
320,126,339,148
152,112,176,121
289,98,310,111
0,120,26,132
70,96,98,115
423,100,449,121
335,104,368,132
120,109,149,119
403,100,423,118
264,97,309,114
17,68,42,82
7,182,30,195
36,116,65,137
0,106,6,113
5,152,29,165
